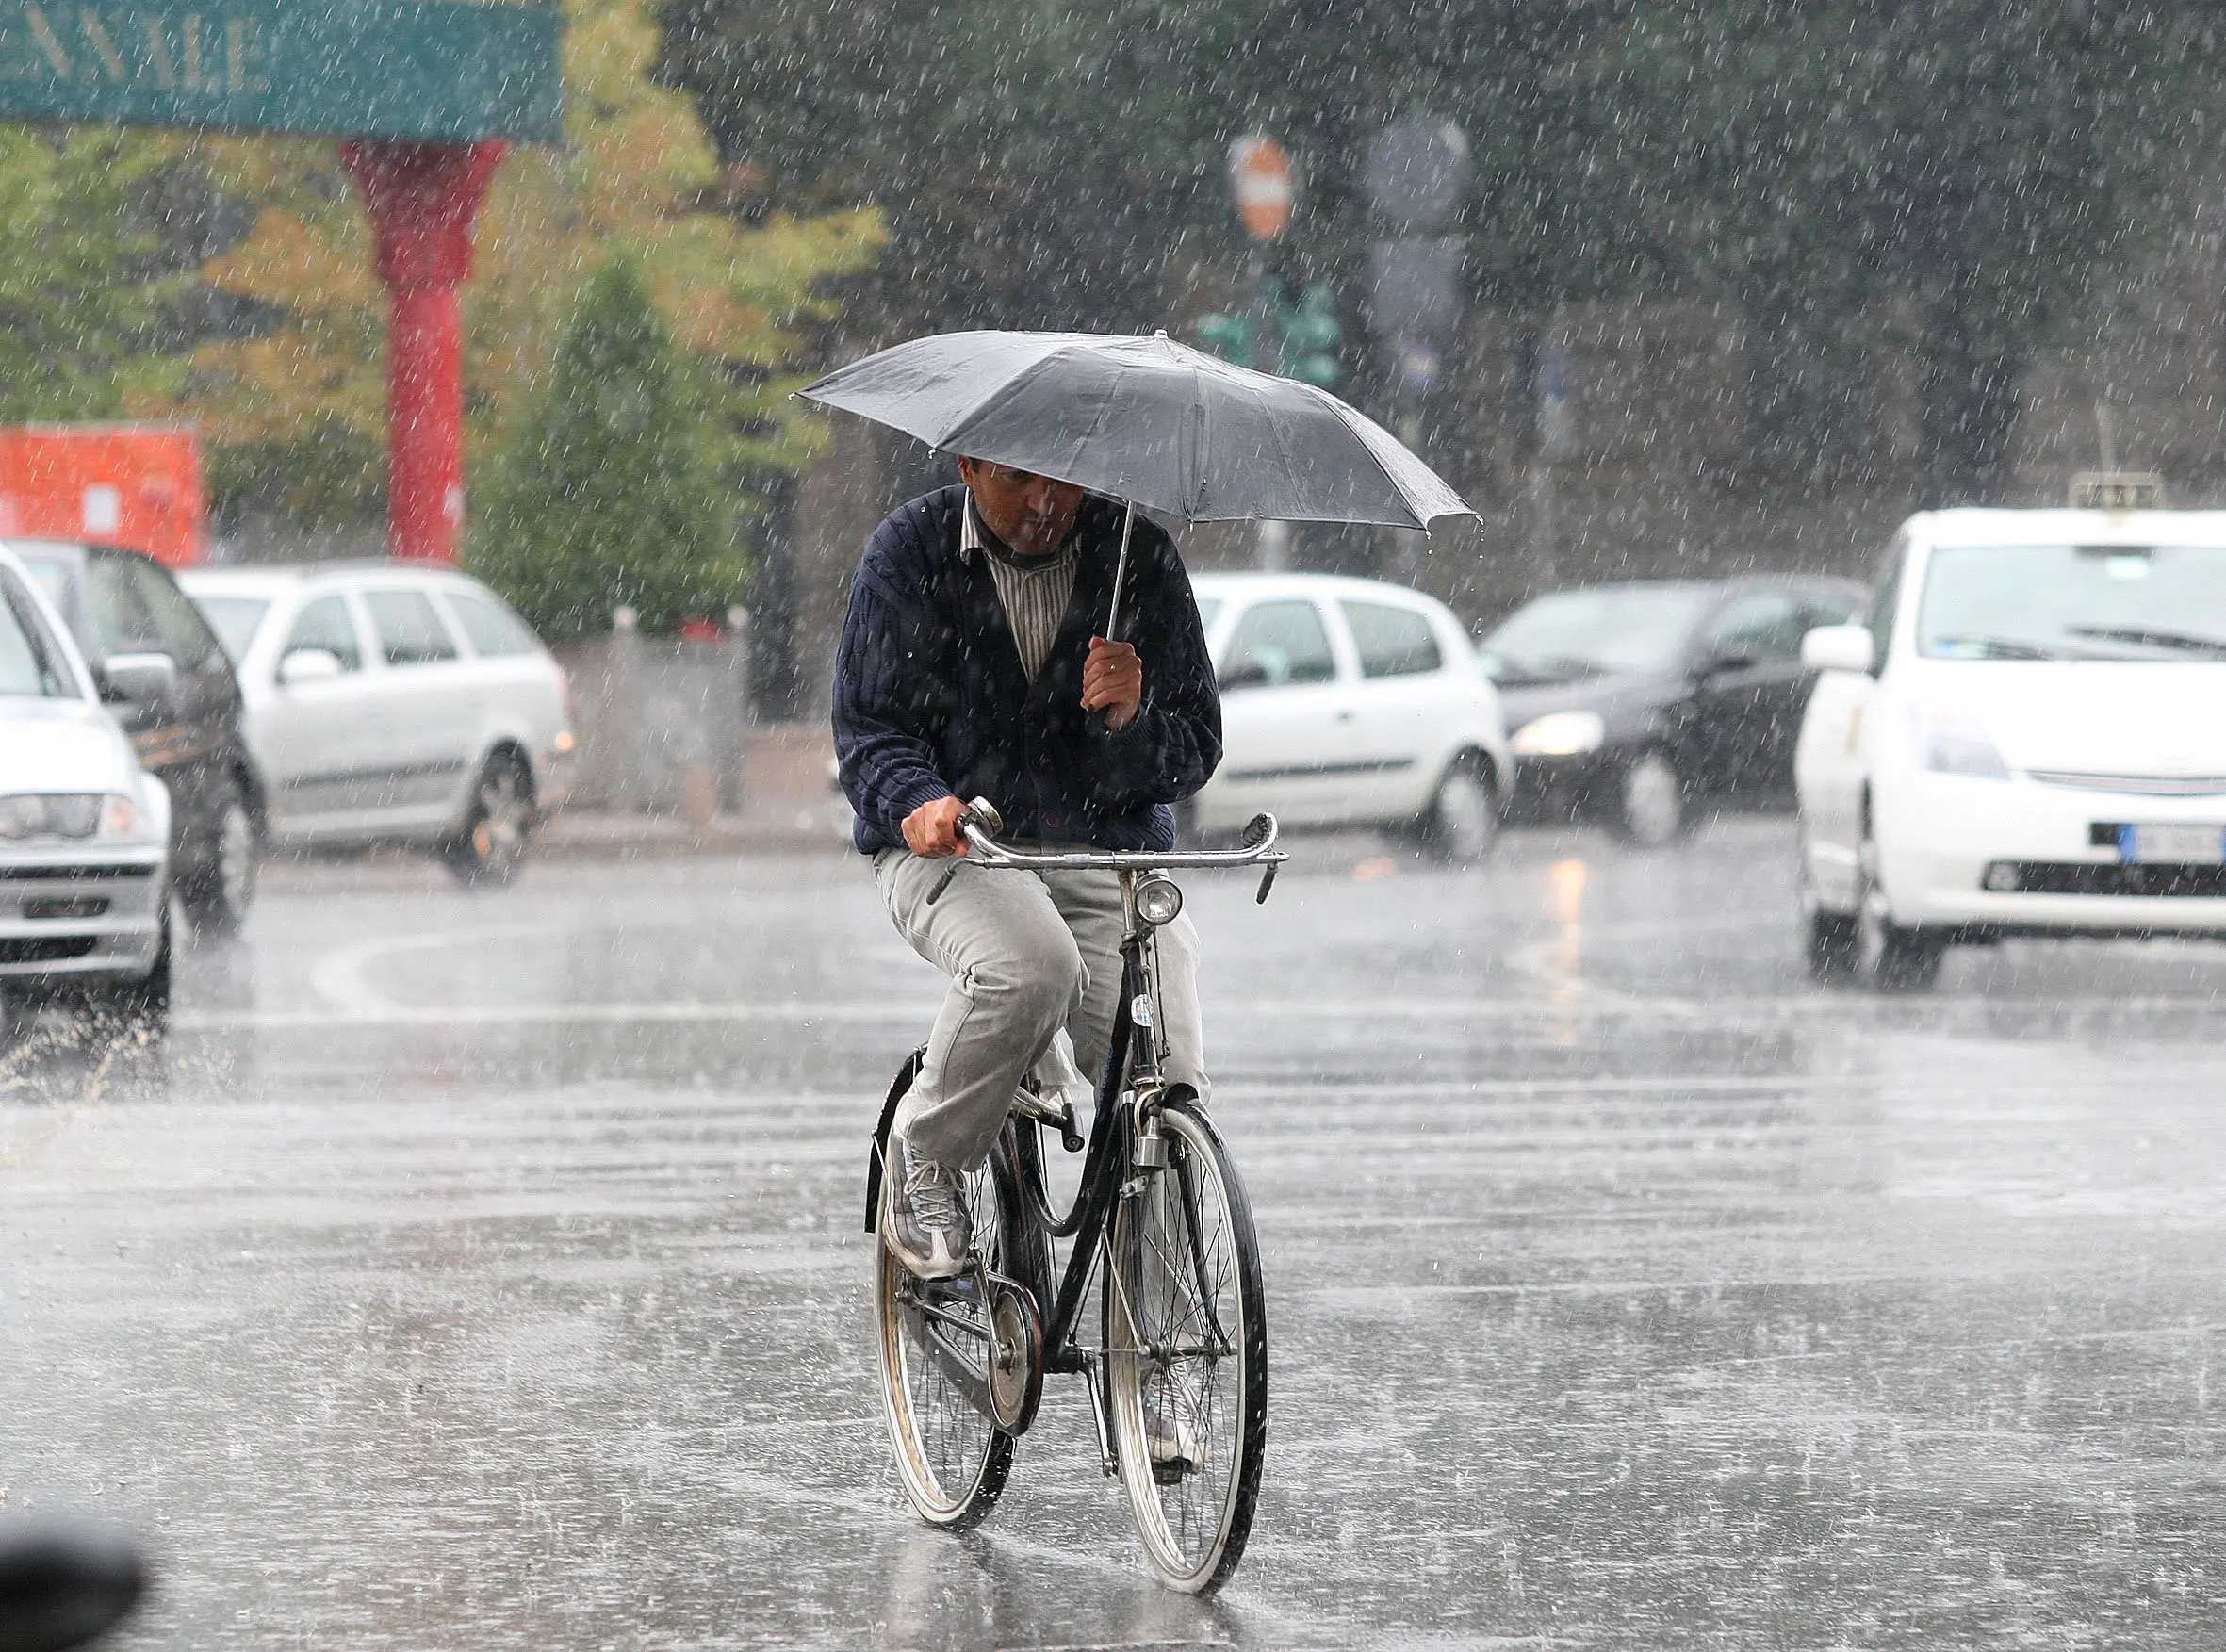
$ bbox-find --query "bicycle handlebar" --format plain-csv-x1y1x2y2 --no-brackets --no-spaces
924,798,1286,907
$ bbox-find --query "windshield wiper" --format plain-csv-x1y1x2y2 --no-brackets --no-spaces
1929,632,2082,662
2065,624,2226,660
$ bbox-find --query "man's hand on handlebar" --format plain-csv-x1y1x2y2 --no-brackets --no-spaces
903,794,971,859
1083,638,1142,731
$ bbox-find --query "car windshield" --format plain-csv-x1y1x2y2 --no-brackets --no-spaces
194,595,273,664
1918,544,2226,662
1479,588,1711,683
0,573,73,697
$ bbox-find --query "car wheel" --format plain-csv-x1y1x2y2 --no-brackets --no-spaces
90,908,172,1040
180,784,257,939
1800,855,1860,982
1415,755,1499,865
0,988,30,1048
1856,838,1943,990
1608,749,1688,847
443,754,534,889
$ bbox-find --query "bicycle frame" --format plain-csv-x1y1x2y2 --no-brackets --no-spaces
941,803,1284,1460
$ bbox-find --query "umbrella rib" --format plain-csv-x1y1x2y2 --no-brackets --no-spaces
937,347,1085,474
1309,384,1434,530
1251,374,1313,526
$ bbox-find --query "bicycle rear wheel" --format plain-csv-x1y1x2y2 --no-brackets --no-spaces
875,1147,1016,1529
1105,1099,1267,1593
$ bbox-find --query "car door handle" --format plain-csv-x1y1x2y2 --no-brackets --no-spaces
1334,710,1355,722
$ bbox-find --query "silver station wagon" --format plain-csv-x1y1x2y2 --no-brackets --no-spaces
181,562,575,885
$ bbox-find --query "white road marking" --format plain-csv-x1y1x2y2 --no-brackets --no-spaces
170,990,2226,1032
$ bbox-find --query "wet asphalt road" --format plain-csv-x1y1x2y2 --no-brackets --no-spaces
6,814,2226,1650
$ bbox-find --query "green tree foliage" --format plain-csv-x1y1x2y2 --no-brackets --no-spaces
0,125,184,420
656,0,1654,333
662,0,2219,502
1614,0,2211,496
468,257,744,642
190,0,881,533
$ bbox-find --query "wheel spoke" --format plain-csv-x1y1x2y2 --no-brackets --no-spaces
876,1140,1013,1527
1106,1104,1264,1592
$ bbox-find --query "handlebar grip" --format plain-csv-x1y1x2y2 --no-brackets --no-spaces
1255,861,1279,905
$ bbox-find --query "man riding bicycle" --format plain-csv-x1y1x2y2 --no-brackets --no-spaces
833,458,1221,1281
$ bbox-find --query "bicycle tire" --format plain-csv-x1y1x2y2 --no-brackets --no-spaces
874,1137,1020,1529
1104,1098,1268,1593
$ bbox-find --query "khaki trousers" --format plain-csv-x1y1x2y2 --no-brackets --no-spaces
874,845,1207,1170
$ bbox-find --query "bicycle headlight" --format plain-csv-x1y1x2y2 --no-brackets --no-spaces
1133,874,1184,927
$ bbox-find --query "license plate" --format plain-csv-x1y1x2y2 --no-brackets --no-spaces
2120,824,2226,865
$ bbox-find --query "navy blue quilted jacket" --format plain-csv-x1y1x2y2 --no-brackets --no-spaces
832,485,1221,854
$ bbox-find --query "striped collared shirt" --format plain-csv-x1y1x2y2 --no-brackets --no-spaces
960,495,1077,681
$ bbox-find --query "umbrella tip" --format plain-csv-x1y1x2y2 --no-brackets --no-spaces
1154,328,1169,339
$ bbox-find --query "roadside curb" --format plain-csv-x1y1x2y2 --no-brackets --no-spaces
536,809,847,858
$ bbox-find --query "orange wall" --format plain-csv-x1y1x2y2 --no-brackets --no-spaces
0,425,203,566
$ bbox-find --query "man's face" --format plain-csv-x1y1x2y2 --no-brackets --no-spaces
958,458,1085,557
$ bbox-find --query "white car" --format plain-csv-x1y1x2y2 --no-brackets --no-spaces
1797,506,2226,988
1188,572,1510,860
0,545,172,1027
179,563,575,885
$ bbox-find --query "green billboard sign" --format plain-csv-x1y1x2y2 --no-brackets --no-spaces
0,0,559,141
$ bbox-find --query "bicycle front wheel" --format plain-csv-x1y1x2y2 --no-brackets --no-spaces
875,1148,1016,1529
1105,1099,1267,1593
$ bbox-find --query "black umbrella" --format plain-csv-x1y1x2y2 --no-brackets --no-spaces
798,329,1474,638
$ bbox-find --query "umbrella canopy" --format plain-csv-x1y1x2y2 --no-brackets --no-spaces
797,329,1472,531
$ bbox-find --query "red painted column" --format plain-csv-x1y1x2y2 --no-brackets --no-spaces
339,139,505,563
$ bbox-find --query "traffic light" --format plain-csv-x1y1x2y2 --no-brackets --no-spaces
1193,281,1341,385
1194,308,1255,368
1273,280,1341,388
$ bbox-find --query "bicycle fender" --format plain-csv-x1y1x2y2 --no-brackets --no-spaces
865,1048,926,1234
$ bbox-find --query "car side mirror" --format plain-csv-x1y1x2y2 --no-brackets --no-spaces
96,651,177,705
1801,624,1874,674
278,647,343,686
1217,662,1268,693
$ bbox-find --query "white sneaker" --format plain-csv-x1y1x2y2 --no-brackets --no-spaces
883,1140,974,1281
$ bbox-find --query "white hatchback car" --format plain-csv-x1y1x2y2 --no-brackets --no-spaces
0,545,172,1026
1797,507,2226,987
180,563,574,885
1188,572,1510,859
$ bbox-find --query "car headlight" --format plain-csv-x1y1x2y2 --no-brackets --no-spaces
1511,710,1607,758
1912,703,2012,779
99,793,154,840
0,793,111,840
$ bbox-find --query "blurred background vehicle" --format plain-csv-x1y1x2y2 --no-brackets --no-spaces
9,540,254,936
1479,576,1865,846
1187,571,1508,862
0,545,172,1035
179,563,575,887
1798,506,2226,990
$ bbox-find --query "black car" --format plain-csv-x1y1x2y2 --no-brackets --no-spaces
1481,576,1866,845
11,541,258,934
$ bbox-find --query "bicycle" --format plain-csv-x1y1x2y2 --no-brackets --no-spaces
863,798,1285,1594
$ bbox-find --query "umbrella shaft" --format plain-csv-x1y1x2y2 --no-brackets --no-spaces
1104,499,1138,645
